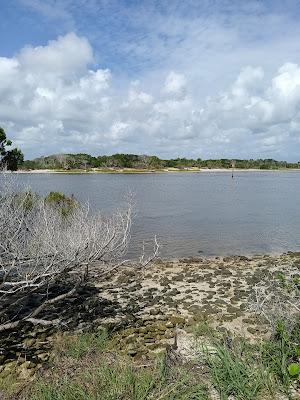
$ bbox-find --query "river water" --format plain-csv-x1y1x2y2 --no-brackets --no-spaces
3,171,300,258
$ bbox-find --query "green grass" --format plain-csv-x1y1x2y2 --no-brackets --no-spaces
0,372,20,398
56,330,109,360
259,322,300,393
32,356,208,400
4,325,300,399
192,321,213,338
27,332,209,400
207,340,273,400
206,327,300,399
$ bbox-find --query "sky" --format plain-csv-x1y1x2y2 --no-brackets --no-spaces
1,1,300,160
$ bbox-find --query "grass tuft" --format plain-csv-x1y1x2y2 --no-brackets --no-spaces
192,321,212,338
28,332,209,400
207,339,274,400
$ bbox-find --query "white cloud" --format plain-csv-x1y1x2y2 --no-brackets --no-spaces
1,32,300,160
163,71,187,98
19,33,93,77
232,66,264,98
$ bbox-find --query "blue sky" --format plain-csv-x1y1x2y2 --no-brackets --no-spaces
1,0,300,160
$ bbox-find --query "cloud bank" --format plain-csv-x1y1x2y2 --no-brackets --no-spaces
1,32,300,160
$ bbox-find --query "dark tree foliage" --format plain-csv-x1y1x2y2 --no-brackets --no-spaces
0,127,12,156
0,127,24,171
21,152,300,171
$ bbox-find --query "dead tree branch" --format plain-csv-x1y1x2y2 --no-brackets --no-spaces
0,172,136,331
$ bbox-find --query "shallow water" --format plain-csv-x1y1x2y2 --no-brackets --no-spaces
3,171,300,258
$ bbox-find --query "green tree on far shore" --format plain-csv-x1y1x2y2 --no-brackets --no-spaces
0,127,24,171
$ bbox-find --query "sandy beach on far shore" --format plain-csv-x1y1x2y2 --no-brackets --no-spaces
13,168,300,174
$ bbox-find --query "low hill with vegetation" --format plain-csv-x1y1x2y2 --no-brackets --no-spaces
22,153,300,171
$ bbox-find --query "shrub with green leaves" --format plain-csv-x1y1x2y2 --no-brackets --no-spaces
288,363,300,378
45,191,77,217
250,269,300,395
260,321,300,392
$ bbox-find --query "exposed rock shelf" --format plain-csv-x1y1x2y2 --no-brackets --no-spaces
1,252,299,379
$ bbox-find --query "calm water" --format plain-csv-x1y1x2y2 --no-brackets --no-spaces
3,171,300,258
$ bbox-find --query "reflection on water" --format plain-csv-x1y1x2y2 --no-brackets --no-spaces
2,171,300,258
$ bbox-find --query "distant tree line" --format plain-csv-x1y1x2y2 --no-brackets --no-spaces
22,153,300,170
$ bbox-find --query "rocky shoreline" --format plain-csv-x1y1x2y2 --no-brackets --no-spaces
1,252,299,382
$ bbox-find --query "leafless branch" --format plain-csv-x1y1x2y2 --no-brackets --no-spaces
0,172,135,331
249,268,300,331
139,235,160,268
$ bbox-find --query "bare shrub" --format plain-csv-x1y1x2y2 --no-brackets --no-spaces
249,268,300,332
0,173,158,331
